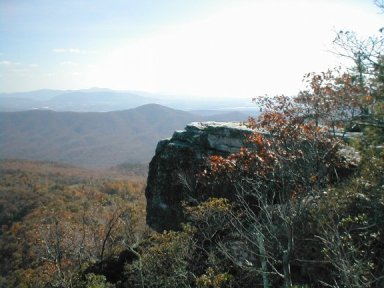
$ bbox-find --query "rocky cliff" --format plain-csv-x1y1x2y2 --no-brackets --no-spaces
145,122,360,232
145,122,252,231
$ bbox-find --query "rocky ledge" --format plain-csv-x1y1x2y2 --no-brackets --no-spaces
145,122,360,232
145,122,252,231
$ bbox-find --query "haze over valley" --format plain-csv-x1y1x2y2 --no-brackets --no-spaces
0,88,260,113
0,99,254,169
1,0,379,170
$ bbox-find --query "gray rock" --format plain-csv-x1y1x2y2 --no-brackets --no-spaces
145,122,252,231
145,122,361,232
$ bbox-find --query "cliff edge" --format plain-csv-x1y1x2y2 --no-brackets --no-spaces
145,122,252,231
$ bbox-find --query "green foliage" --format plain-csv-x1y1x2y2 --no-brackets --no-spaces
308,133,384,287
74,273,115,288
184,198,232,239
124,227,195,287
196,267,233,288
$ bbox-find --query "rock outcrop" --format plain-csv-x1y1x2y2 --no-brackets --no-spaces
145,122,252,231
145,122,361,232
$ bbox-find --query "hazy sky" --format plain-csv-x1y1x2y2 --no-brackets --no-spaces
0,0,382,98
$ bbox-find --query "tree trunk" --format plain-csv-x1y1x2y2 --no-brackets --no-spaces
282,249,292,288
257,231,270,288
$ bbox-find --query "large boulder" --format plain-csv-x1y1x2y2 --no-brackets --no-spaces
145,122,252,231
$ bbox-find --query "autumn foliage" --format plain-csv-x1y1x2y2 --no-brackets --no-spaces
1,7,383,287
205,93,350,209
0,160,147,288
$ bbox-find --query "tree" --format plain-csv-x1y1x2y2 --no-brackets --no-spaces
198,93,353,287
331,22,383,132
332,30,383,84
124,227,195,288
296,69,368,133
375,0,384,11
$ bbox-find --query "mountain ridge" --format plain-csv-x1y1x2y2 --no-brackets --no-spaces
0,104,249,169
0,88,261,114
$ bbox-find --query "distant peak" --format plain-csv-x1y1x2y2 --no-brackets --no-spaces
134,103,177,111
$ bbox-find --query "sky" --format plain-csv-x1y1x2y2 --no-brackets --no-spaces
0,0,383,98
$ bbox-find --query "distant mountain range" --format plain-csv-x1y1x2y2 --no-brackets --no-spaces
0,88,261,114
0,104,252,169
0,88,156,112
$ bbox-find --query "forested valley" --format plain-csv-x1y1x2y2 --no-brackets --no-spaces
1,2,384,288
0,160,147,287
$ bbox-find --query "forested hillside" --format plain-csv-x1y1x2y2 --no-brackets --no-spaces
0,104,248,169
0,160,147,287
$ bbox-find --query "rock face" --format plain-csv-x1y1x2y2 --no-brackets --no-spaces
145,122,252,231
145,122,361,232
